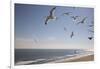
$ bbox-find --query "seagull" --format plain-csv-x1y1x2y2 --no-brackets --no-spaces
77,17,87,24
88,25,94,27
70,32,74,38
45,7,57,25
88,29,94,33
88,37,93,40
71,16,79,20
63,12,72,16
88,21,94,27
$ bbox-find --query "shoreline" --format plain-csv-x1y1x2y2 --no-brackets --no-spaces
15,53,94,65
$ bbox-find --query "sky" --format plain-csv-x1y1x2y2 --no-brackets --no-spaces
15,3,94,49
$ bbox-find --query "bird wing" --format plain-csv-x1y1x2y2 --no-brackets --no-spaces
63,13,68,15
88,37,93,40
45,17,49,25
71,16,75,18
77,21,81,25
50,7,56,16
77,17,87,24
70,32,74,38
71,16,79,20
75,16,79,18
88,25,94,27
64,12,72,15
83,17,87,21
75,16,79,17
88,29,94,33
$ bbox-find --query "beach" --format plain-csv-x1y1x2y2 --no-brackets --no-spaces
66,54,94,62
65,49,94,62
49,53,94,63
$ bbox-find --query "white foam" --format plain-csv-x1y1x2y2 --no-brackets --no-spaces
16,58,47,65
16,61,36,65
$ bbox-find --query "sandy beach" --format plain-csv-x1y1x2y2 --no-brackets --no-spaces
48,52,94,63
64,54,94,62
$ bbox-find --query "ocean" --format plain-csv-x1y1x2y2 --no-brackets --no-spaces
15,49,86,65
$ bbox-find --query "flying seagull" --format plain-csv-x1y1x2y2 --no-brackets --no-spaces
88,25,94,27
63,12,72,16
88,29,94,33
70,32,74,38
71,16,79,20
77,17,87,25
88,21,94,27
45,7,57,25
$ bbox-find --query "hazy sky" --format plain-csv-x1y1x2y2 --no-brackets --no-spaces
15,4,94,49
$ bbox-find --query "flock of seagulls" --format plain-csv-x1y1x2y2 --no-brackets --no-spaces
44,7,94,40
88,21,94,40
